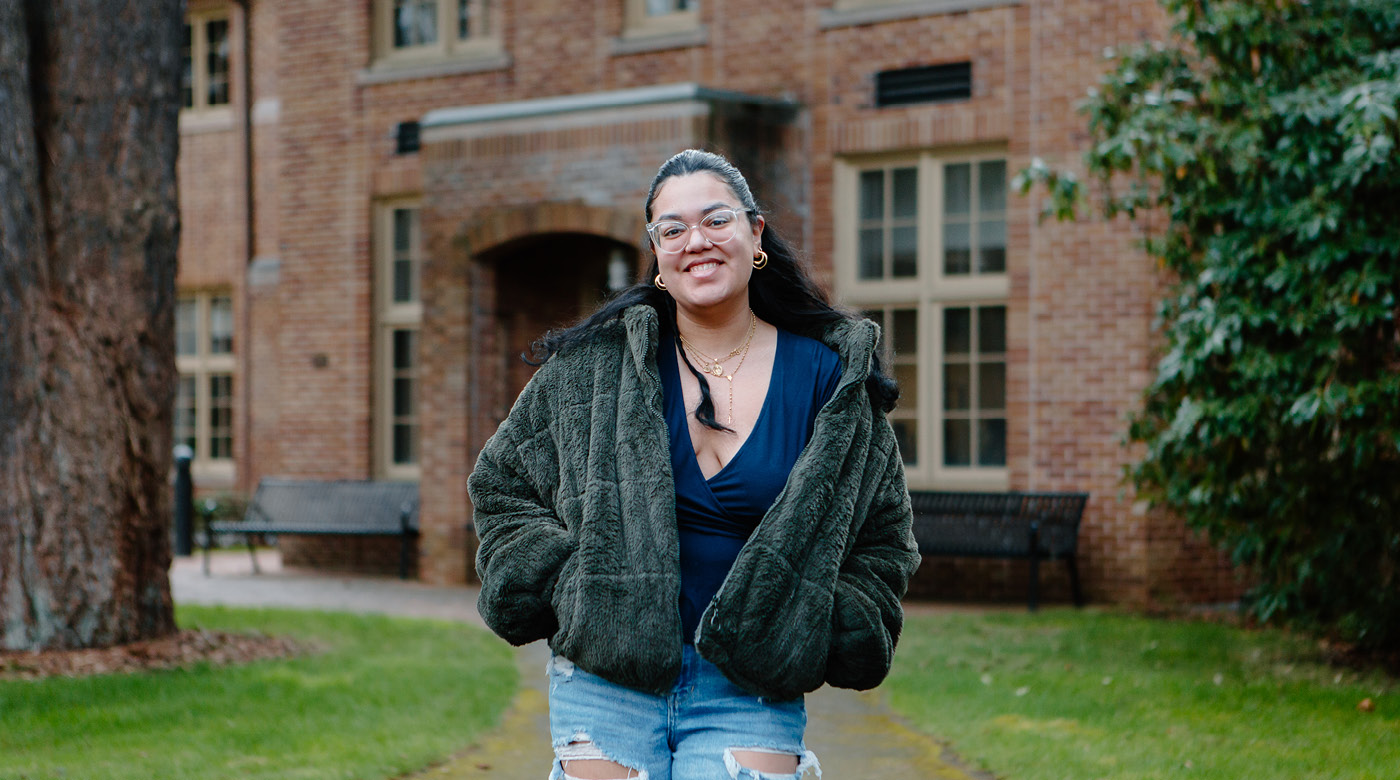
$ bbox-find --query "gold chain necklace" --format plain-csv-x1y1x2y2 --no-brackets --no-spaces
678,311,756,377
678,311,757,425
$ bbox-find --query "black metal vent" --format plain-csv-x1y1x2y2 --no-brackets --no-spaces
875,62,972,107
394,121,421,154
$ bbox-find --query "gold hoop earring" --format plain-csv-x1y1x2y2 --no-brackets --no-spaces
753,250,769,270
654,273,667,290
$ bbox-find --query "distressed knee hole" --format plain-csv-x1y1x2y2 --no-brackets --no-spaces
556,738,645,780
723,747,821,779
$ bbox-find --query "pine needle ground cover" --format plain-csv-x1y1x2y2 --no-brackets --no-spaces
0,606,517,780
887,610,1397,780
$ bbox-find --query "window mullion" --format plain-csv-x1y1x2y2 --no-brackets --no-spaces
921,300,932,476
922,155,937,477
876,172,886,279
378,2,392,57
377,207,390,318
200,295,212,358
969,303,980,466
195,364,210,462
968,162,980,276
411,203,423,303
197,295,211,461
193,16,206,111
378,324,391,475
439,0,452,54
921,155,938,298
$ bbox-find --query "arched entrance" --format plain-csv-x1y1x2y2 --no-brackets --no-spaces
414,202,644,585
456,202,645,434
479,231,637,402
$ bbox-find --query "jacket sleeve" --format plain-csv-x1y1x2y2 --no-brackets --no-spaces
467,381,574,647
825,420,921,690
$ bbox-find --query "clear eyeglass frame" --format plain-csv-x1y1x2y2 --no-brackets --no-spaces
646,208,754,253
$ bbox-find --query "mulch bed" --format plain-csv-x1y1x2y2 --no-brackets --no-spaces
0,629,309,681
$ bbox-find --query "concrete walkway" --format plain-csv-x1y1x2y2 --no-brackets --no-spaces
173,552,990,780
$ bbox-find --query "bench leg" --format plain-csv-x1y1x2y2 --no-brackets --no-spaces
1066,554,1084,607
399,534,411,580
247,535,261,574
1028,554,1040,612
202,533,211,577
1027,524,1040,612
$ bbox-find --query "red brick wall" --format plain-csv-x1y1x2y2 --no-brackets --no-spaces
278,535,419,579
178,127,244,290
272,0,362,481
244,0,284,492
182,0,1243,601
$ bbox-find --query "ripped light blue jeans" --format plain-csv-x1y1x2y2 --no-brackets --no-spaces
546,646,821,780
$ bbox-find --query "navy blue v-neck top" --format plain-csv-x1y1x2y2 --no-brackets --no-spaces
659,328,843,643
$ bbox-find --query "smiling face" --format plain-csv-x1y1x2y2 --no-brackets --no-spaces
649,173,764,318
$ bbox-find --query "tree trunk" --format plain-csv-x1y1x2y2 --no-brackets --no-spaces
0,0,182,650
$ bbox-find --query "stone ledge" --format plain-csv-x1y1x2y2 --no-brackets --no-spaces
820,0,1020,29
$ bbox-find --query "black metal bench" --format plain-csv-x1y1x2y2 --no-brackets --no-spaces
909,490,1088,610
202,478,420,579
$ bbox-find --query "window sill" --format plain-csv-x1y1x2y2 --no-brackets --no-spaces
192,461,236,489
179,108,236,135
610,24,708,56
820,0,1021,29
380,465,422,483
359,48,511,85
909,470,1010,492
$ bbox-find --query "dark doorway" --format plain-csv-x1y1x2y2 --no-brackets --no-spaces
484,232,638,403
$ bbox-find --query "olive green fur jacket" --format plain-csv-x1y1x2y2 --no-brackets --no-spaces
468,305,920,701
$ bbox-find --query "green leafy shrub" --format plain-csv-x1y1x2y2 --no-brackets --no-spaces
1019,0,1400,649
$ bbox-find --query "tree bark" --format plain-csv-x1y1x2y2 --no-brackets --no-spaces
0,0,182,650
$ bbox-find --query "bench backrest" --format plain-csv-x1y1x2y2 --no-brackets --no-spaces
245,479,419,533
908,490,1088,557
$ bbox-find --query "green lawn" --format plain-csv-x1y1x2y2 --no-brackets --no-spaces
886,609,1398,780
0,606,517,780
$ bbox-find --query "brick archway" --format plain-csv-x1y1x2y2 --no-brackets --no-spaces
458,201,644,257
455,200,648,436
418,202,647,586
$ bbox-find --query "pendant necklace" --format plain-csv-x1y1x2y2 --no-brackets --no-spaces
679,311,757,425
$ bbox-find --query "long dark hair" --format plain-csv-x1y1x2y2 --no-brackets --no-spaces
527,149,899,429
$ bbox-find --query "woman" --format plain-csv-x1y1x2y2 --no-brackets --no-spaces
468,149,920,780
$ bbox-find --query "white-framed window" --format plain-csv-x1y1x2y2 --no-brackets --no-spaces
836,150,1009,489
176,293,236,479
623,0,701,37
375,201,423,480
373,0,499,65
182,8,232,113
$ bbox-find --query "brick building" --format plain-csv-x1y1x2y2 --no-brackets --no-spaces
177,0,1239,605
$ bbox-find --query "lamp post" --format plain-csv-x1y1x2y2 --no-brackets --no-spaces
173,444,194,556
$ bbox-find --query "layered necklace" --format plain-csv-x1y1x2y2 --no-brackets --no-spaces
678,310,757,425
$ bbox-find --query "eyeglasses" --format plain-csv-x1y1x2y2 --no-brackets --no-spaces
646,208,753,254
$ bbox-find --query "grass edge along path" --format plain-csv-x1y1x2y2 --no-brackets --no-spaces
885,609,1398,780
0,605,517,780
